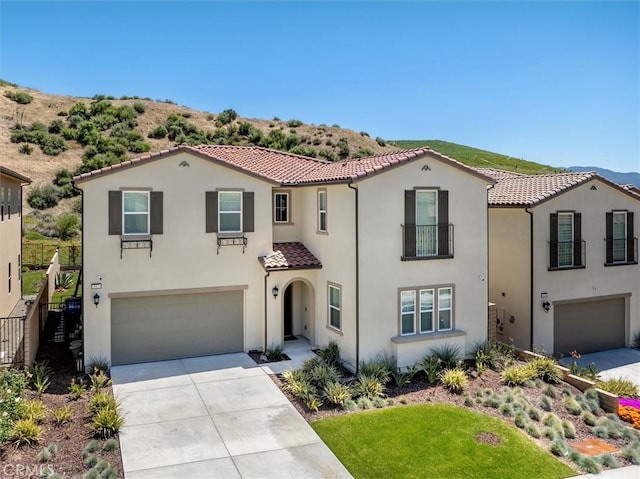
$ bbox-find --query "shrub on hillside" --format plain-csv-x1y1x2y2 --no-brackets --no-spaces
215,109,238,126
57,213,80,240
40,135,68,156
48,119,65,134
133,102,145,114
4,90,33,104
287,119,303,128
19,143,33,155
27,185,60,210
375,136,386,146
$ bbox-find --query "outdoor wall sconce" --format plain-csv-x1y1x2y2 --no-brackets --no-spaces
93,293,100,307
272,286,279,299
542,300,551,313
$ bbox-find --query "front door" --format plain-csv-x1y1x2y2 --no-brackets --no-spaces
284,284,293,338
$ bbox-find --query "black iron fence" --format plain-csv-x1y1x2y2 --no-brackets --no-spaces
0,316,25,367
23,244,82,268
402,224,454,260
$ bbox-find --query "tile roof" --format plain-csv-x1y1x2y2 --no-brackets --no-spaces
488,172,598,206
259,242,322,271
73,145,495,186
473,168,527,181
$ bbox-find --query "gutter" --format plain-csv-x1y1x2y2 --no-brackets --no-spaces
264,271,270,353
347,181,360,373
525,207,534,350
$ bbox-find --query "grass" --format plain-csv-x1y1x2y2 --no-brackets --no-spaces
312,404,575,479
22,270,46,295
390,139,564,175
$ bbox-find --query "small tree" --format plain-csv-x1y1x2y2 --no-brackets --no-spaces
57,213,80,240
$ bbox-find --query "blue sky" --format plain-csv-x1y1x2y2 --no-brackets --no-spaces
1,1,638,172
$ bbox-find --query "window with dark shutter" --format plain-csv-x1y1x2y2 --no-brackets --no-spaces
150,191,163,235
404,190,416,258
205,191,218,233
573,213,582,266
627,212,635,262
606,212,614,264
108,191,122,235
437,190,449,256
243,191,254,232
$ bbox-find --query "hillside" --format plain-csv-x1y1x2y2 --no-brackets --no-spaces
569,166,640,188
390,140,564,175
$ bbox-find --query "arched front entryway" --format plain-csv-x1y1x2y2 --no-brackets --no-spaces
282,279,315,346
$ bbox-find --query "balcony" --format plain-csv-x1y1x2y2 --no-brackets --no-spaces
604,237,638,266
402,224,454,261
548,240,586,270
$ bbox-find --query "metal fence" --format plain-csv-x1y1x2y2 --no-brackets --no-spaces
0,316,25,367
23,244,82,268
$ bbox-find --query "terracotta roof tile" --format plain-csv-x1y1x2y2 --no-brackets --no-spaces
473,168,527,181
259,242,322,271
488,172,597,206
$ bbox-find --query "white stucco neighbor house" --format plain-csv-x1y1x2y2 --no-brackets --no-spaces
0,166,31,318
484,170,640,357
73,145,494,368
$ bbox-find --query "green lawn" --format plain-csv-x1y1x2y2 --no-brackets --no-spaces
312,404,576,479
22,270,46,296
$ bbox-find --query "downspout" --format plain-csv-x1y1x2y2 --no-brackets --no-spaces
264,270,270,353
525,207,534,350
347,181,359,373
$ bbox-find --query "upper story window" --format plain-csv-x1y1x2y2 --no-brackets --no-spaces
123,191,150,235
0,186,4,222
7,262,11,294
318,189,327,233
549,212,584,270
400,285,453,336
108,190,163,236
328,283,341,331
402,189,452,260
274,191,289,224
219,191,242,233
606,211,637,265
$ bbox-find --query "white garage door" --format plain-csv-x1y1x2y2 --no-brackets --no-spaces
554,297,625,357
111,291,243,365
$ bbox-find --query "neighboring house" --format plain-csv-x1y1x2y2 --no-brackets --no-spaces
486,171,640,357
0,166,31,317
73,145,494,368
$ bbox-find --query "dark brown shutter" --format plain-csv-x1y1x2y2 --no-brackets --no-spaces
549,213,558,268
205,191,218,233
108,191,122,235
573,213,582,266
404,190,416,258
628,212,635,262
150,191,163,235
438,190,449,256
605,212,613,264
243,192,255,232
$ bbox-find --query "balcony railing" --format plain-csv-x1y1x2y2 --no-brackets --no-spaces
604,237,638,265
548,240,586,270
402,224,454,260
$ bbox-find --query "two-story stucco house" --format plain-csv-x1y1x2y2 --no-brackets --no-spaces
73,145,494,368
0,166,30,318
485,171,639,357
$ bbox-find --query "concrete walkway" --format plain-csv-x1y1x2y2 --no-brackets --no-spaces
558,347,640,389
111,353,352,479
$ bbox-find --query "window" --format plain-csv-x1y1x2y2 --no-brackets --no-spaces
549,212,582,269
606,211,636,265
123,191,150,235
274,191,289,223
403,189,451,259
328,283,341,330
318,189,327,233
219,191,242,233
399,286,454,335
8,262,11,294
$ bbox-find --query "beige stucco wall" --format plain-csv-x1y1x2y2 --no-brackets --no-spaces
77,152,276,364
488,208,531,349
0,175,23,317
530,179,640,354
356,155,491,367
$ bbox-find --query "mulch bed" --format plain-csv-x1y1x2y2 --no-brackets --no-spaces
1,342,123,479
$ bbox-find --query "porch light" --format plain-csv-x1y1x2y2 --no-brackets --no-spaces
542,300,551,313
93,293,100,307
272,286,279,299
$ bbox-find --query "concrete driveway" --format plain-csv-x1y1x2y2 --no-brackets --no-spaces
111,353,352,479
559,347,640,389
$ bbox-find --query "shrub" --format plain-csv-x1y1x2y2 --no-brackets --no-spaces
84,454,99,468
375,136,386,147
89,369,112,392
86,356,110,374
357,397,372,410
317,340,347,370
265,344,283,361
83,439,100,457
56,213,80,240
391,365,417,388
307,363,340,388
68,378,87,400
52,405,73,426
577,455,601,474
620,444,640,465
463,393,474,407
421,355,440,384
439,367,468,393
514,411,528,428
430,344,462,370
4,90,33,104
525,422,540,438
528,356,562,383
563,395,583,416
352,148,374,159
18,399,47,423
322,381,352,408
48,119,65,134
597,454,620,468
562,419,576,438
89,392,117,415
92,406,124,437
483,395,501,409
37,446,52,462
542,384,556,398
19,143,33,154
40,135,68,156
538,395,553,411
499,403,514,417
359,353,395,384
303,392,322,412
597,378,639,397
543,413,562,428
501,365,535,386
582,410,597,426
355,374,385,399
318,149,337,161
31,360,52,396
27,184,60,209
550,438,568,457
133,102,145,114
11,418,43,446
215,109,238,126
148,124,168,139
102,438,119,452
286,119,303,128
129,141,152,153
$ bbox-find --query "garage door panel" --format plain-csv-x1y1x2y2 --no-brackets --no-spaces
554,298,625,356
111,291,243,365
